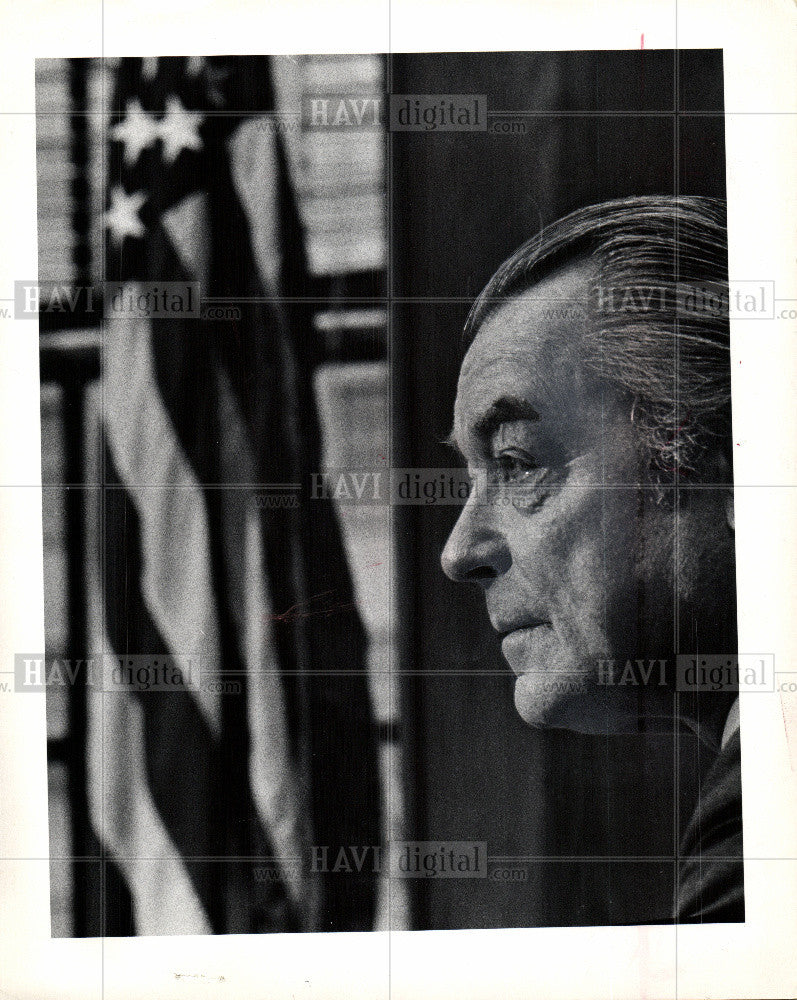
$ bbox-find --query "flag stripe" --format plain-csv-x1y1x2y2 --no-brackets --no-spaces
223,94,383,930
87,637,214,935
104,305,221,735
101,441,296,931
101,444,225,930
243,505,319,925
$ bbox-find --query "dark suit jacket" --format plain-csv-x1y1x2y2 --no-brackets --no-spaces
675,727,744,922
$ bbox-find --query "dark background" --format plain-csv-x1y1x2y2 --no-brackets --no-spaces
391,50,727,928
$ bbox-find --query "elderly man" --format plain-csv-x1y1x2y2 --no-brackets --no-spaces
441,195,743,923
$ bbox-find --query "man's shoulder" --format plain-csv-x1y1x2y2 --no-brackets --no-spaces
675,729,744,923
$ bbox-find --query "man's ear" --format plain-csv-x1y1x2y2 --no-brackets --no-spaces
725,489,735,531
709,445,735,531
694,444,735,528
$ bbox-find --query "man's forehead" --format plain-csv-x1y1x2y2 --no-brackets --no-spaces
454,262,595,434
461,258,595,377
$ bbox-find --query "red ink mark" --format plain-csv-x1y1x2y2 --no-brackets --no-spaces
641,33,644,49
365,561,383,568
670,413,691,440
660,411,692,476
267,590,357,625
780,697,795,771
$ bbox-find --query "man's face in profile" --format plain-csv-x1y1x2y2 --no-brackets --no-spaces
442,260,686,734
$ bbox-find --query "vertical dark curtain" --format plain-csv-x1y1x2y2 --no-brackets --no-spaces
392,50,726,928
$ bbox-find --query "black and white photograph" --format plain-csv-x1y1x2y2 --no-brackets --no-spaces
1,2,796,997
36,47,742,936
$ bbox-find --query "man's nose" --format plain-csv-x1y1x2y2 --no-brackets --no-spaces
440,499,511,585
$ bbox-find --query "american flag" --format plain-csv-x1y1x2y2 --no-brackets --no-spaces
90,55,380,934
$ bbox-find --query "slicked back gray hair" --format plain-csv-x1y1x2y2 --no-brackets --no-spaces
464,196,731,482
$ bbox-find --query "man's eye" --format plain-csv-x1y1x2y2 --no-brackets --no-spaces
491,452,538,484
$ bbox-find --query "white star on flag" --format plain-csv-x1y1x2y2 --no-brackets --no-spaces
159,95,204,163
104,186,147,244
111,98,160,166
185,56,205,77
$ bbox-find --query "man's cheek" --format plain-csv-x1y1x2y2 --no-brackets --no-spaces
552,537,631,660
552,592,610,666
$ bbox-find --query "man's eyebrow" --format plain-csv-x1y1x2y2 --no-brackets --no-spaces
473,395,540,441
442,396,540,460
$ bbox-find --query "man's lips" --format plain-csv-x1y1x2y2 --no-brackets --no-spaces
493,619,549,640
494,621,552,675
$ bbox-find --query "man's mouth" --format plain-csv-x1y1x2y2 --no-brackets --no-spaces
495,619,549,640
494,621,552,674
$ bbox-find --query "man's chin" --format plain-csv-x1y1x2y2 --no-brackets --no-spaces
512,671,641,734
